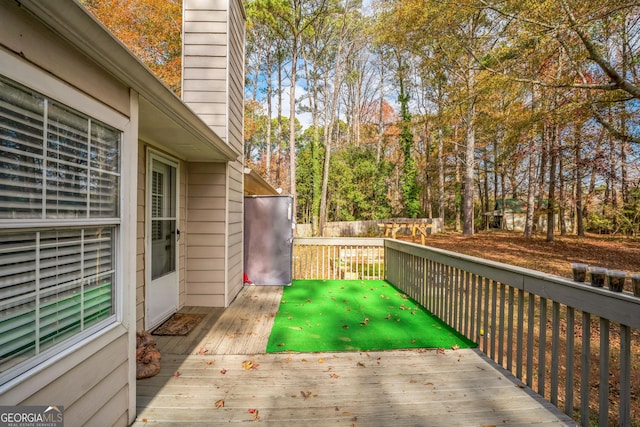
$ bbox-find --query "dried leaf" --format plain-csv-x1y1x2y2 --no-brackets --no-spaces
300,390,312,399
242,360,259,370
318,358,325,363
198,347,207,355
172,371,181,377
452,344,460,351
215,399,224,408
330,373,339,379
357,361,366,367
436,348,446,355
220,369,227,375
248,408,259,420
360,317,369,326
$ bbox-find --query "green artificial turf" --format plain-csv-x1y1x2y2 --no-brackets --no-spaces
266,279,477,353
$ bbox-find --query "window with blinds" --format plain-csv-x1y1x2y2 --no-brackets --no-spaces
0,75,120,379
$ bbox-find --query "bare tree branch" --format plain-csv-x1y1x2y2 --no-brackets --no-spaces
560,0,640,99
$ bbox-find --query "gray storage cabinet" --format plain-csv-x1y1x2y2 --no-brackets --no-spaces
243,195,294,285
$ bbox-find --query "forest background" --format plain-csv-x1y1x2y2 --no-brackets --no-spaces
82,0,640,239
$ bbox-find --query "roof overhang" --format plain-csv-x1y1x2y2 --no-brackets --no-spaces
243,168,279,195
17,0,240,162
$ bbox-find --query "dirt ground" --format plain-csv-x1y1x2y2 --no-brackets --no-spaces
404,230,640,288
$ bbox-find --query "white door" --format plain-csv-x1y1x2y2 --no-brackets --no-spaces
146,154,179,329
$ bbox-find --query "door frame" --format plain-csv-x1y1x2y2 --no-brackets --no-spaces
144,149,180,330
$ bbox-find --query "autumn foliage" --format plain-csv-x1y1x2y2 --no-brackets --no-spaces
81,0,182,94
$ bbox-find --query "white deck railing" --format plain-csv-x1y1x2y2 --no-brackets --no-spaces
292,237,639,427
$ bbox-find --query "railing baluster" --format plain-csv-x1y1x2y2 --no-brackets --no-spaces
516,288,524,379
527,294,535,388
620,324,631,427
483,277,490,354
538,297,547,397
581,312,590,427
551,301,560,406
599,318,610,427
498,282,506,367
565,307,575,418
490,279,498,360
506,286,514,371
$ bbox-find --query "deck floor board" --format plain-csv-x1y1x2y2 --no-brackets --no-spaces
134,285,575,426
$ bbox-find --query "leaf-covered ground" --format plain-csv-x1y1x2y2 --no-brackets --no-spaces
404,230,640,289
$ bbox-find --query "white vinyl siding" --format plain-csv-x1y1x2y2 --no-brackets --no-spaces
0,74,120,384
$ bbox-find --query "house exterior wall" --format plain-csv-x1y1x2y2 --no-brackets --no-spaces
183,0,246,307
0,2,135,424
186,162,228,306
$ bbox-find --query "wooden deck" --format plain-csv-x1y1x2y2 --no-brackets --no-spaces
132,285,575,426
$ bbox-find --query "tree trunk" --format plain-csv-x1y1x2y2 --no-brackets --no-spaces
462,58,476,236
558,137,567,236
546,124,557,243
574,123,585,236
454,126,461,232
289,45,298,220
524,136,537,238
438,127,445,221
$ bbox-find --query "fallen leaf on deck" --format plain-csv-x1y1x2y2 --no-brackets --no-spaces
357,361,366,367
242,360,259,370
206,360,215,366
198,347,207,355
172,371,180,377
248,408,259,420
220,369,227,374
436,348,446,354
215,399,224,408
300,390,312,399
330,373,339,379
318,358,325,363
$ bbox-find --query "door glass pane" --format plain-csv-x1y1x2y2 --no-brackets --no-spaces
151,159,176,279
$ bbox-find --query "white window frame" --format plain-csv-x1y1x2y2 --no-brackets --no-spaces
0,48,130,387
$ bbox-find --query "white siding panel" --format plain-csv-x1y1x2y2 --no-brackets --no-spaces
184,10,226,22
12,332,129,426
184,21,227,34
186,294,225,307
184,44,228,57
188,209,226,222
185,0,227,10
184,33,227,46
183,79,227,92
188,233,225,247
183,91,226,103
183,67,227,80
184,56,228,69
188,101,228,116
